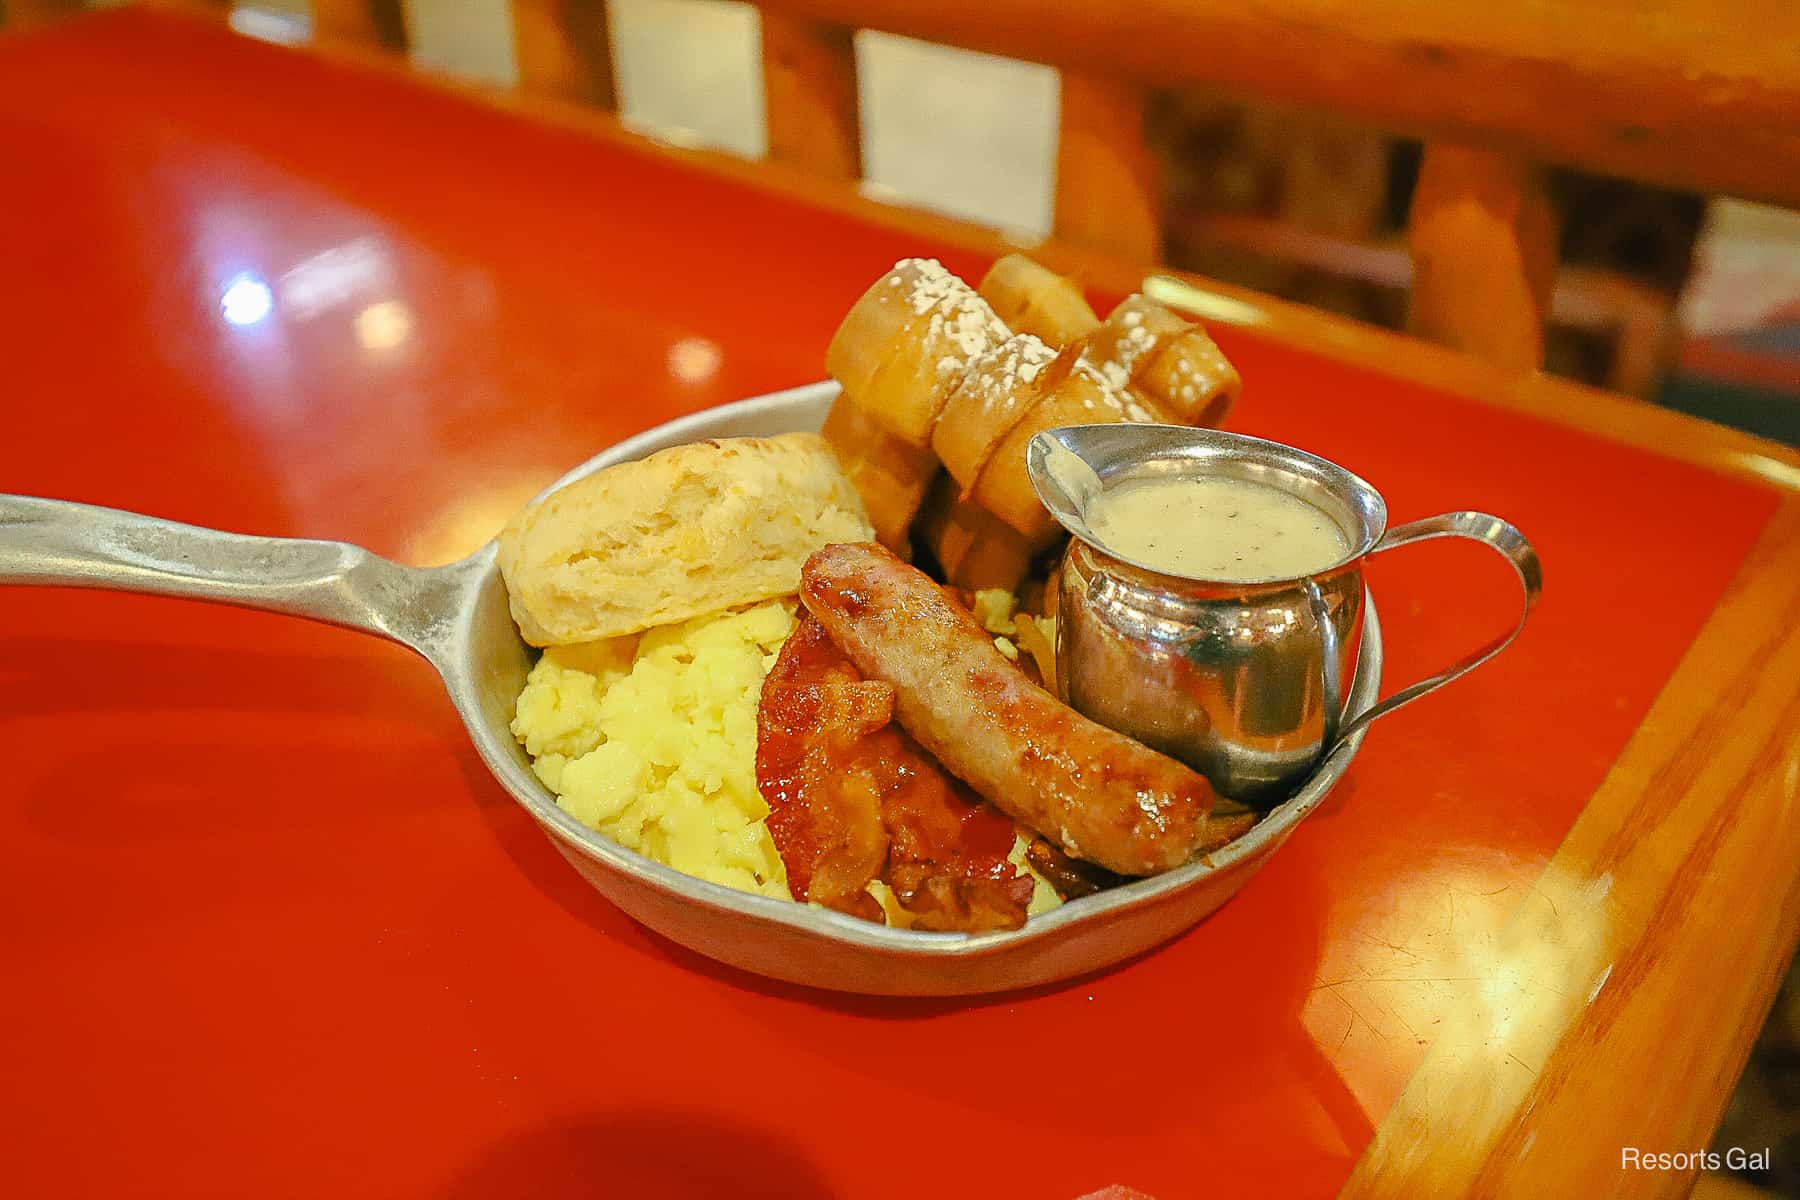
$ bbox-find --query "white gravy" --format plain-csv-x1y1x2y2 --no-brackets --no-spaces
1084,474,1349,582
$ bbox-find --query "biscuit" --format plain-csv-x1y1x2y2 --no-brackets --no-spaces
498,433,874,644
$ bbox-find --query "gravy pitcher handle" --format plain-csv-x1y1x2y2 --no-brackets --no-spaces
1334,510,1541,743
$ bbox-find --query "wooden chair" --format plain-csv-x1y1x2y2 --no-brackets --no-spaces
547,2,1800,377
516,2,1799,386
11,0,1798,387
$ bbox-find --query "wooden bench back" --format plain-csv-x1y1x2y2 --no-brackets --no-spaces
518,1,1800,376
14,0,1797,380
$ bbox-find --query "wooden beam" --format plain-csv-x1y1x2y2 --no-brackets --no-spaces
753,0,1800,208
1406,143,1558,372
511,0,616,110
760,12,861,179
1053,71,1161,262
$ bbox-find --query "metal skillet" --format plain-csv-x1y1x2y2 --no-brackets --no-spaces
0,381,1380,996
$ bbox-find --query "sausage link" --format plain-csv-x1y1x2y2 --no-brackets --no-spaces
801,542,1252,875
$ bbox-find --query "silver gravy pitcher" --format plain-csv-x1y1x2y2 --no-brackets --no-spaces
1028,424,1541,805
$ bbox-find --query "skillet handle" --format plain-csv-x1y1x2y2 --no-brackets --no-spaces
0,494,457,657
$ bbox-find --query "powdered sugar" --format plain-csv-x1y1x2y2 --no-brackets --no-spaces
960,334,1056,408
895,257,960,316
878,258,1167,430
892,257,1009,377
1074,358,1156,422
1114,321,1158,373
1078,298,1168,406
1095,359,1132,394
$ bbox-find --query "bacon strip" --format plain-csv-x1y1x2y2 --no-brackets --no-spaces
756,613,1034,931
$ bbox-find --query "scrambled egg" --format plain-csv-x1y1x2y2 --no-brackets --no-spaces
512,593,1062,918
971,588,1018,635
512,600,796,899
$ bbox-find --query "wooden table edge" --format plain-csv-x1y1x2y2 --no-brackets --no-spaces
1341,494,1800,1197
44,9,1800,1195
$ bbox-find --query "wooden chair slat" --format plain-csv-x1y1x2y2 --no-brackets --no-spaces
311,0,408,52
512,0,616,110
1406,143,1559,372
760,12,861,179
1053,70,1161,263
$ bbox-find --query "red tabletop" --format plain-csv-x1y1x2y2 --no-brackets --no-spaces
0,11,1783,1198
